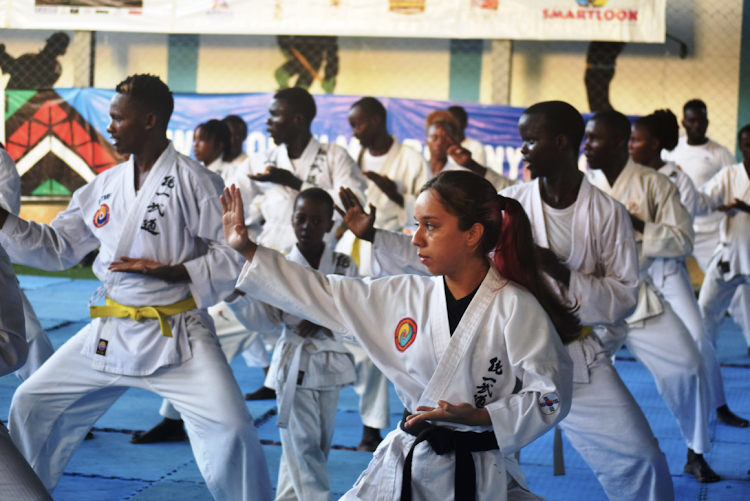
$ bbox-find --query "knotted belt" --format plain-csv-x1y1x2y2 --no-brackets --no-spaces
89,296,197,338
399,409,499,501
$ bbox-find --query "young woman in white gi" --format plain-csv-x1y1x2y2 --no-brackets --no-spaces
631,110,748,429
585,110,718,483
697,124,750,370
0,145,55,381
340,97,430,451
0,242,52,500
222,170,578,501
227,188,357,501
0,75,273,500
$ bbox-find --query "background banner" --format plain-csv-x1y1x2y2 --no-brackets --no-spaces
4,0,666,42
4,88,533,196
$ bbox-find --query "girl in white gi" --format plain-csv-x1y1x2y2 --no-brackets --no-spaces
425,110,515,192
222,170,578,501
585,110,718,483
697,124,750,375
0,145,55,381
631,110,748,429
340,97,430,451
0,75,273,500
227,188,356,501
0,242,52,501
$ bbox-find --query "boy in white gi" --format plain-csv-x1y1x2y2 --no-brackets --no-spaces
0,242,52,501
447,105,487,167
0,145,55,381
340,96,430,451
222,170,576,501
424,110,514,191
585,110,718,483
697,124,750,365
240,87,368,400
630,110,747,429
663,100,750,354
228,188,356,501
0,74,273,500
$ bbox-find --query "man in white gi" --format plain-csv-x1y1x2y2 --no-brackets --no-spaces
447,105,487,167
240,87,367,400
339,96,429,450
228,188,357,501
664,100,750,354
0,242,52,500
501,101,674,501
697,124,750,361
585,110,718,483
0,74,273,500
0,145,55,381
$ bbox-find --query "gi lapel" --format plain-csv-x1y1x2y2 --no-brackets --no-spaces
529,179,549,248
294,137,327,186
419,268,501,409
565,178,591,271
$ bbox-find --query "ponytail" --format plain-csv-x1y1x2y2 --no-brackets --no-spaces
423,171,581,343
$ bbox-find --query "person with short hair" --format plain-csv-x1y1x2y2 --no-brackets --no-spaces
222,169,576,501
227,188,357,501
222,114,249,165
697,124,750,365
0,74,273,500
447,105,487,167
586,109,718,484
631,109,748,429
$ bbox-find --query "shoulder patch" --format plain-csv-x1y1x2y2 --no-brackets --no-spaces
395,317,417,352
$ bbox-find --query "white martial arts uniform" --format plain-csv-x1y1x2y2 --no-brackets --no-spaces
228,244,356,501
462,137,486,167
501,178,674,501
0,243,51,501
336,139,429,430
587,161,712,455
696,162,750,346
0,148,55,381
649,162,727,410
237,245,574,501
0,143,272,500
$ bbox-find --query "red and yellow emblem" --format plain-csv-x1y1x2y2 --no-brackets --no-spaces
395,317,418,352
93,204,110,228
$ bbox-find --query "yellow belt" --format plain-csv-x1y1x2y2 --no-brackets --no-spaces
566,325,594,345
89,296,197,338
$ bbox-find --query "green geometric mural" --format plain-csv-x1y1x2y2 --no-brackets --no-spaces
31,179,72,196
5,90,37,121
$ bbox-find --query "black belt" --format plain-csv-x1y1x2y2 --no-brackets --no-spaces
399,409,499,501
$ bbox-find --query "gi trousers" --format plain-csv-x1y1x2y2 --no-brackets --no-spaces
698,256,750,348
345,340,390,430
15,290,54,382
653,264,726,409
9,318,273,501
0,422,50,501
625,301,712,454
560,335,674,501
275,386,339,501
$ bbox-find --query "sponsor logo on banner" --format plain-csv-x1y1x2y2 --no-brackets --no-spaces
395,317,418,352
93,204,110,228
389,0,426,14
208,0,232,16
544,0,638,22
539,393,561,414
472,0,499,9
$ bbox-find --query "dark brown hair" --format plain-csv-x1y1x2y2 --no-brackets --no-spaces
422,170,581,343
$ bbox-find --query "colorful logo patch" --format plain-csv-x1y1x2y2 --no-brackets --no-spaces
539,393,560,415
96,339,108,356
394,317,417,352
93,204,110,228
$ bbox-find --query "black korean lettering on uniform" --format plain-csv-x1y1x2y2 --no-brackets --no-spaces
141,219,159,235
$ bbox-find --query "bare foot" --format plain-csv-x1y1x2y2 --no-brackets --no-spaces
244,386,276,401
356,425,383,452
131,418,188,444
717,404,749,428
684,449,720,483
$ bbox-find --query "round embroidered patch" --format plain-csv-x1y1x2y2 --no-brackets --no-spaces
394,318,417,352
93,204,110,228
539,393,560,415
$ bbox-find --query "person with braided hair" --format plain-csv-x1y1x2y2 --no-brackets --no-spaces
631,109,748,430
221,170,576,501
